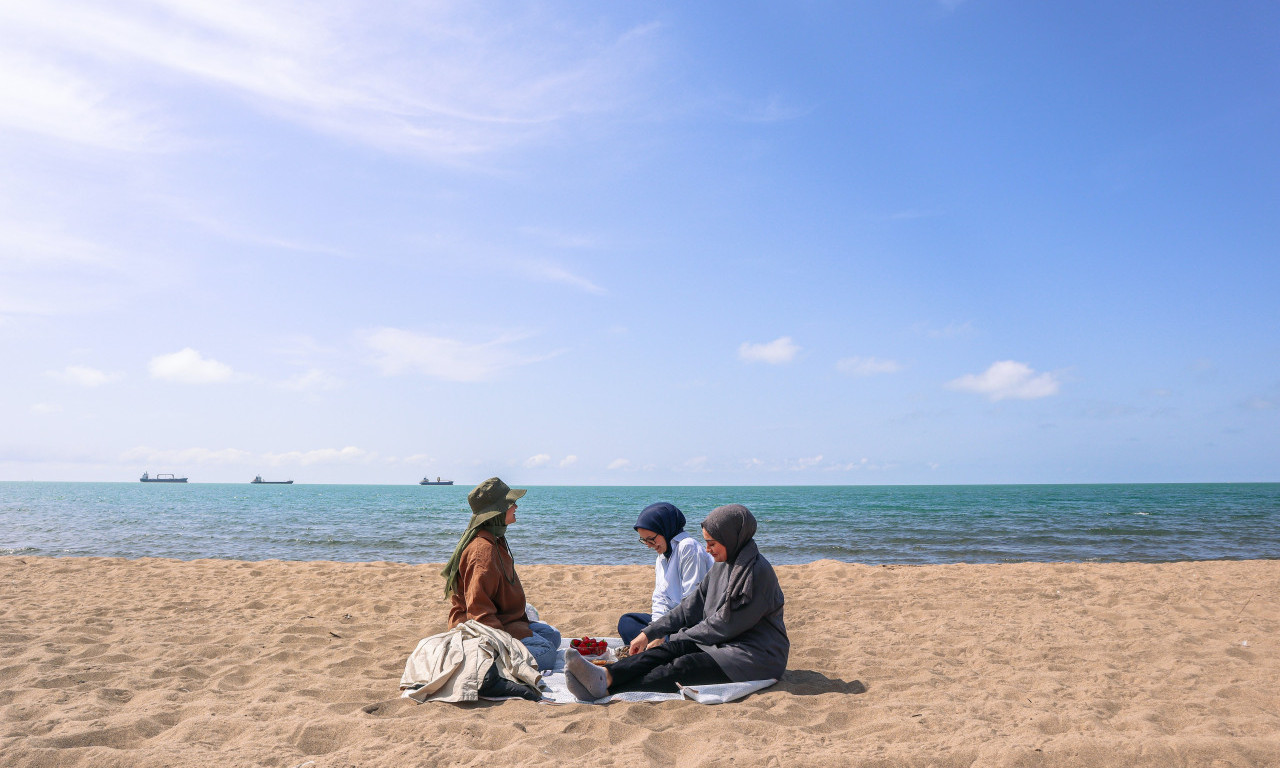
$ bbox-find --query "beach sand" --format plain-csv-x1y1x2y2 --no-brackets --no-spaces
2,557,1277,767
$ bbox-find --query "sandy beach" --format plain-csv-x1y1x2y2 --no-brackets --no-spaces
2,556,1277,767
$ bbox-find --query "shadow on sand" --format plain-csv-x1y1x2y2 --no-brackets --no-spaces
777,669,867,696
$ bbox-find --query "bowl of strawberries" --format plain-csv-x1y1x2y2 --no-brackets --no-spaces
569,636,608,657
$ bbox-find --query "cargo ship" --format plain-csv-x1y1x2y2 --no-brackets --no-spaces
420,476,454,485
251,476,294,484
140,472,187,483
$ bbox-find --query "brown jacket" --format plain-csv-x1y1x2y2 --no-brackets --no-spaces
447,530,532,640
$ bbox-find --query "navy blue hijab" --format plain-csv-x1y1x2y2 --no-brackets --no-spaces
634,502,687,560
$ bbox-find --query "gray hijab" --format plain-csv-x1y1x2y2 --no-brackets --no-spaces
701,503,759,610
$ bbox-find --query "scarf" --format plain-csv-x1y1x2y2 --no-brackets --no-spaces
633,501,687,560
441,509,509,598
702,503,759,610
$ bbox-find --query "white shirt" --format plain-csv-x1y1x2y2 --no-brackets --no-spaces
651,531,714,619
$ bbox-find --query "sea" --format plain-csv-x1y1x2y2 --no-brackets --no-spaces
2,482,1278,567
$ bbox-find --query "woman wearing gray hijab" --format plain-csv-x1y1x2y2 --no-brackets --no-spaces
564,504,788,699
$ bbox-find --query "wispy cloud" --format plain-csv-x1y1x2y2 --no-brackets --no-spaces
737,93,810,123
149,348,235,384
559,455,578,468
0,0,662,162
948,361,1060,401
739,336,799,365
263,446,373,466
683,456,710,472
524,453,551,468
607,458,631,470
120,444,376,467
121,445,254,465
49,365,123,387
0,218,134,316
520,261,606,295
366,327,557,382
791,455,823,470
914,321,974,339
0,47,170,152
837,356,902,377
519,226,600,250
280,368,342,392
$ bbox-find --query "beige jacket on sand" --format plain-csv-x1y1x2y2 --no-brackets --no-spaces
399,619,542,703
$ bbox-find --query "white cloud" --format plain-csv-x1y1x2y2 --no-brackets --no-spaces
50,365,123,387
262,446,372,466
366,327,554,382
31,402,62,414
148,348,235,383
558,455,578,468
524,453,551,468
607,458,631,470
738,336,799,365
948,361,1060,401
836,356,902,377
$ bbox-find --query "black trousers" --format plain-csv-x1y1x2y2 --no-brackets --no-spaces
607,639,731,694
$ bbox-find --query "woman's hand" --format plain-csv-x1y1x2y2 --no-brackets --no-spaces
628,632,649,656
645,636,665,650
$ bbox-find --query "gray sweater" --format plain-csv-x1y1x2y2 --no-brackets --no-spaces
643,550,789,681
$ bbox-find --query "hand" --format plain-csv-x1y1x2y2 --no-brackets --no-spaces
628,632,649,656
645,636,665,650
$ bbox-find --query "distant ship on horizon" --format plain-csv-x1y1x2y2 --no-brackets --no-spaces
420,476,454,485
251,476,294,484
140,472,187,483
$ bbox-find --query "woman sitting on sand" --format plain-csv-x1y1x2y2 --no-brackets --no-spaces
442,477,561,671
617,501,714,646
565,504,788,699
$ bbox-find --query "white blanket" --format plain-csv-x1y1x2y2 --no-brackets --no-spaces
537,638,777,705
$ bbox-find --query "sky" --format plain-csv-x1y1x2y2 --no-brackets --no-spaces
1,0,1277,485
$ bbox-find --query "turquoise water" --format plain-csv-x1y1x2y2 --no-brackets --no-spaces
2,482,1278,566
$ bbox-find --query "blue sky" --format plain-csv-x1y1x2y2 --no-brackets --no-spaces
2,1,1277,485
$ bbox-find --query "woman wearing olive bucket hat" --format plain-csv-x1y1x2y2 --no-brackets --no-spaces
442,477,561,671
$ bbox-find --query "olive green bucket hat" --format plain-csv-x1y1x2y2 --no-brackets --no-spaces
467,477,527,516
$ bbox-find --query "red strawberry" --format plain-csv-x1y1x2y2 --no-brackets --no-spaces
570,639,580,648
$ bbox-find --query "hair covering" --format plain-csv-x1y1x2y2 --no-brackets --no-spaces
701,503,760,609
441,478,524,598
633,502,687,559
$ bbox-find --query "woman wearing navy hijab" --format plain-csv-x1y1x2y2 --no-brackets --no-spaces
616,501,714,646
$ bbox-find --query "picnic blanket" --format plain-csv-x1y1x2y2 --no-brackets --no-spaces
533,638,777,705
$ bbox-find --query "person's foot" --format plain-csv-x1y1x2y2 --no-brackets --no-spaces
564,651,610,701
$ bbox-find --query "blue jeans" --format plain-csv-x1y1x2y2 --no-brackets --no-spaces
520,621,561,671
617,612,652,645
